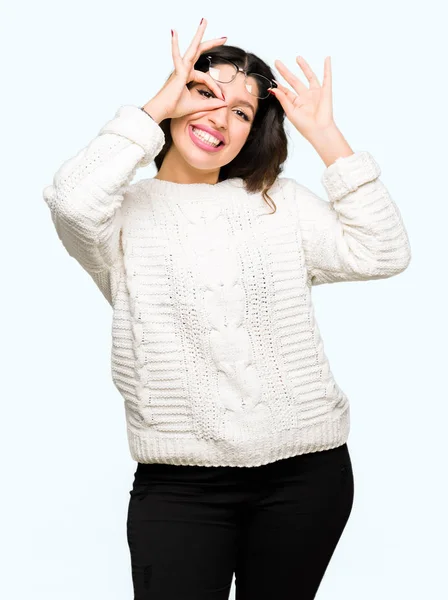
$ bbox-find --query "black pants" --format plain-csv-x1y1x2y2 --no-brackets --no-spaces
127,443,354,600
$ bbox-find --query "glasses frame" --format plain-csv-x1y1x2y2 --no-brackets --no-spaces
205,55,278,100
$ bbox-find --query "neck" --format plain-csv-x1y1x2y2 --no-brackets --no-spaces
155,146,221,185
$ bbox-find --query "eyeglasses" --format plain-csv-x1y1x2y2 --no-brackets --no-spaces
204,55,277,100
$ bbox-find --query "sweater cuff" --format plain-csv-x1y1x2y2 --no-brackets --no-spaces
321,150,381,202
98,104,165,167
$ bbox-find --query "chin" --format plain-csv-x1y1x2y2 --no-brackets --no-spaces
182,151,223,171
180,142,228,169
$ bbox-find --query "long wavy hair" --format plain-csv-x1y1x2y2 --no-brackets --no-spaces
154,44,289,214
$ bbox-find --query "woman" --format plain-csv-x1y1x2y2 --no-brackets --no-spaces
43,17,411,600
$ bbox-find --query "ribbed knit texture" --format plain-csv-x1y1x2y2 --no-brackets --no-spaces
43,105,411,467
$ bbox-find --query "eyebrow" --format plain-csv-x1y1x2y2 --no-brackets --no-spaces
235,99,256,115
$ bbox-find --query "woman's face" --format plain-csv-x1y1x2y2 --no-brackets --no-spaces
169,69,259,171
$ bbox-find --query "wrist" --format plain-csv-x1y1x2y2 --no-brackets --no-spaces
308,123,342,147
308,124,354,168
140,100,168,125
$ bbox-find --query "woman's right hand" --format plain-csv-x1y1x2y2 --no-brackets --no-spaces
142,18,229,123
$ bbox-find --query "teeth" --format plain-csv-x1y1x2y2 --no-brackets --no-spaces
192,126,222,147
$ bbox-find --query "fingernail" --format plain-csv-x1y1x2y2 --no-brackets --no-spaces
200,18,204,24
220,36,227,39
268,89,275,95
171,29,174,37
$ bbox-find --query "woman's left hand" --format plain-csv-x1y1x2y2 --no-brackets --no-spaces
270,56,335,141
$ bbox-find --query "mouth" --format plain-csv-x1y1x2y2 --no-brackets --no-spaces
188,125,226,152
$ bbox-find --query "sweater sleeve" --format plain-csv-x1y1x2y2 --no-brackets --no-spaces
288,150,412,286
42,105,165,305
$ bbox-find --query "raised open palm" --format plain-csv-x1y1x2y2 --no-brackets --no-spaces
269,56,334,140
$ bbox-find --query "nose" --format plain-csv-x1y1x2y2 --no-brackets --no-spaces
206,103,229,130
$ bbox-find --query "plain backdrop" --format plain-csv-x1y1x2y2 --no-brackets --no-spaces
1,0,446,598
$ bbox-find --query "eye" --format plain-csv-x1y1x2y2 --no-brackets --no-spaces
197,89,250,122
234,109,250,122
197,88,214,100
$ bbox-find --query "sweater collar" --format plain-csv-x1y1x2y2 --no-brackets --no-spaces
141,176,246,206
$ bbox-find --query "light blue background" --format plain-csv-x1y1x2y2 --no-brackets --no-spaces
2,0,445,598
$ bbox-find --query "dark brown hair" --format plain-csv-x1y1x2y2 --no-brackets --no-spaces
154,44,290,214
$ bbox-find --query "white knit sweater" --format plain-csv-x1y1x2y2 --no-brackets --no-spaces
43,104,411,467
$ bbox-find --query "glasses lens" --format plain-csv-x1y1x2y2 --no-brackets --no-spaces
244,74,273,99
208,58,237,83
208,58,273,99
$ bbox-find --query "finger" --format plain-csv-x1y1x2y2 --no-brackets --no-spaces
322,56,332,96
184,17,207,63
272,79,299,104
190,36,227,81
171,29,183,73
191,37,227,69
190,99,229,114
268,86,294,115
195,36,227,59
274,59,308,95
194,70,226,100
296,56,321,89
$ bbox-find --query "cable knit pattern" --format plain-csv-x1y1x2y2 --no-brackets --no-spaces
43,104,412,467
